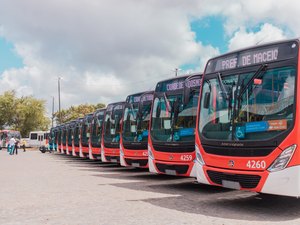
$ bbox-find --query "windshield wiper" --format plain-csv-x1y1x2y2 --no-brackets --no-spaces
217,72,229,100
237,64,268,100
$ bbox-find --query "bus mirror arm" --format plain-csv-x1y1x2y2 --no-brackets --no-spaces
183,86,191,106
203,92,210,109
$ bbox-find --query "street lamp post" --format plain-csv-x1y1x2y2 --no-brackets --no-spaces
51,96,54,128
58,77,62,125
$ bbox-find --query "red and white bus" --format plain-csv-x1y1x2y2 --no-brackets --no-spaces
196,39,299,197
57,125,63,152
81,113,94,158
61,124,67,153
120,91,154,168
101,102,125,163
0,130,21,148
66,121,76,155
148,74,202,176
74,118,83,157
90,108,106,160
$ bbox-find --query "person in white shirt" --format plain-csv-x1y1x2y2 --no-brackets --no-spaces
9,137,16,155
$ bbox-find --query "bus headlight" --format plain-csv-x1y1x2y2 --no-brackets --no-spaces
268,144,296,172
195,145,205,166
148,145,154,160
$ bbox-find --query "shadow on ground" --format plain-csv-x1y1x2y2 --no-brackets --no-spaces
50,152,300,222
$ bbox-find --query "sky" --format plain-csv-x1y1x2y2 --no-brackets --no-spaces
0,0,298,117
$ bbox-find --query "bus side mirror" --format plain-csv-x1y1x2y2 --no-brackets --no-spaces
111,111,115,120
156,104,161,118
183,86,191,106
203,92,210,109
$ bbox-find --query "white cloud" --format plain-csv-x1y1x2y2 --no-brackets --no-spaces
228,23,287,51
0,0,219,117
1,0,300,119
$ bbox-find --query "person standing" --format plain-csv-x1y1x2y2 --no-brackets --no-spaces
21,139,26,152
8,137,16,155
14,139,20,155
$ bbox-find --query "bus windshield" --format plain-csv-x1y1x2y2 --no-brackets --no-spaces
91,111,105,147
151,92,199,143
122,101,152,143
67,126,73,146
200,66,296,141
104,104,124,143
74,126,80,146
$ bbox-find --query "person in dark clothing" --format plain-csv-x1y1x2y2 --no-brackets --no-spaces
21,139,26,152
14,139,20,155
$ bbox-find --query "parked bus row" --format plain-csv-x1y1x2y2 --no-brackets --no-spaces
50,39,300,197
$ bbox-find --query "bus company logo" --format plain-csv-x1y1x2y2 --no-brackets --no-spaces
169,155,174,160
134,151,138,156
228,160,235,167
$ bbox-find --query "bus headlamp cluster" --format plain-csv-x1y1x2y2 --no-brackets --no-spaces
268,144,297,172
195,145,205,165
148,145,154,160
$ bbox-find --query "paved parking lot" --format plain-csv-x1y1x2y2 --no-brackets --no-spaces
1,150,300,225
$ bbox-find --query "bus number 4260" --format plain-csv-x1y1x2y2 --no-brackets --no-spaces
246,160,266,169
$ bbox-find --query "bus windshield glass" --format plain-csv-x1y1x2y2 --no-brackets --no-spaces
104,104,124,143
91,110,105,147
67,126,73,146
200,66,296,141
122,94,152,143
150,76,201,143
74,126,80,146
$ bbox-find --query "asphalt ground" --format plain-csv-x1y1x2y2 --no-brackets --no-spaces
1,150,300,225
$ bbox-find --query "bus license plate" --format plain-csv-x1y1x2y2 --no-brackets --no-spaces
222,180,241,190
132,163,140,167
96,156,101,159
165,169,176,176
111,159,117,163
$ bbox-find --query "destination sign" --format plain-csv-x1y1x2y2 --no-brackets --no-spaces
205,41,298,73
157,77,201,92
127,93,154,103
107,103,123,111
141,94,153,102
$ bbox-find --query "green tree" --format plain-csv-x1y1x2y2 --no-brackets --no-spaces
0,91,50,137
0,90,16,128
54,103,106,124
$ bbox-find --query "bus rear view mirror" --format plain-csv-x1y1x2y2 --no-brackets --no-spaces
254,78,262,85
111,113,115,120
203,92,210,109
156,104,161,118
183,86,191,106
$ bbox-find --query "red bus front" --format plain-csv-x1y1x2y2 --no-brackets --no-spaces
196,39,300,197
148,74,202,177
120,92,153,168
101,102,124,163
90,109,105,160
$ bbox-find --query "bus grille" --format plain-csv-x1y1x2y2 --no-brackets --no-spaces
202,144,274,157
155,163,189,175
206,170,261,189
125,158,148,167
123,143,147,150
153,143,194,153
